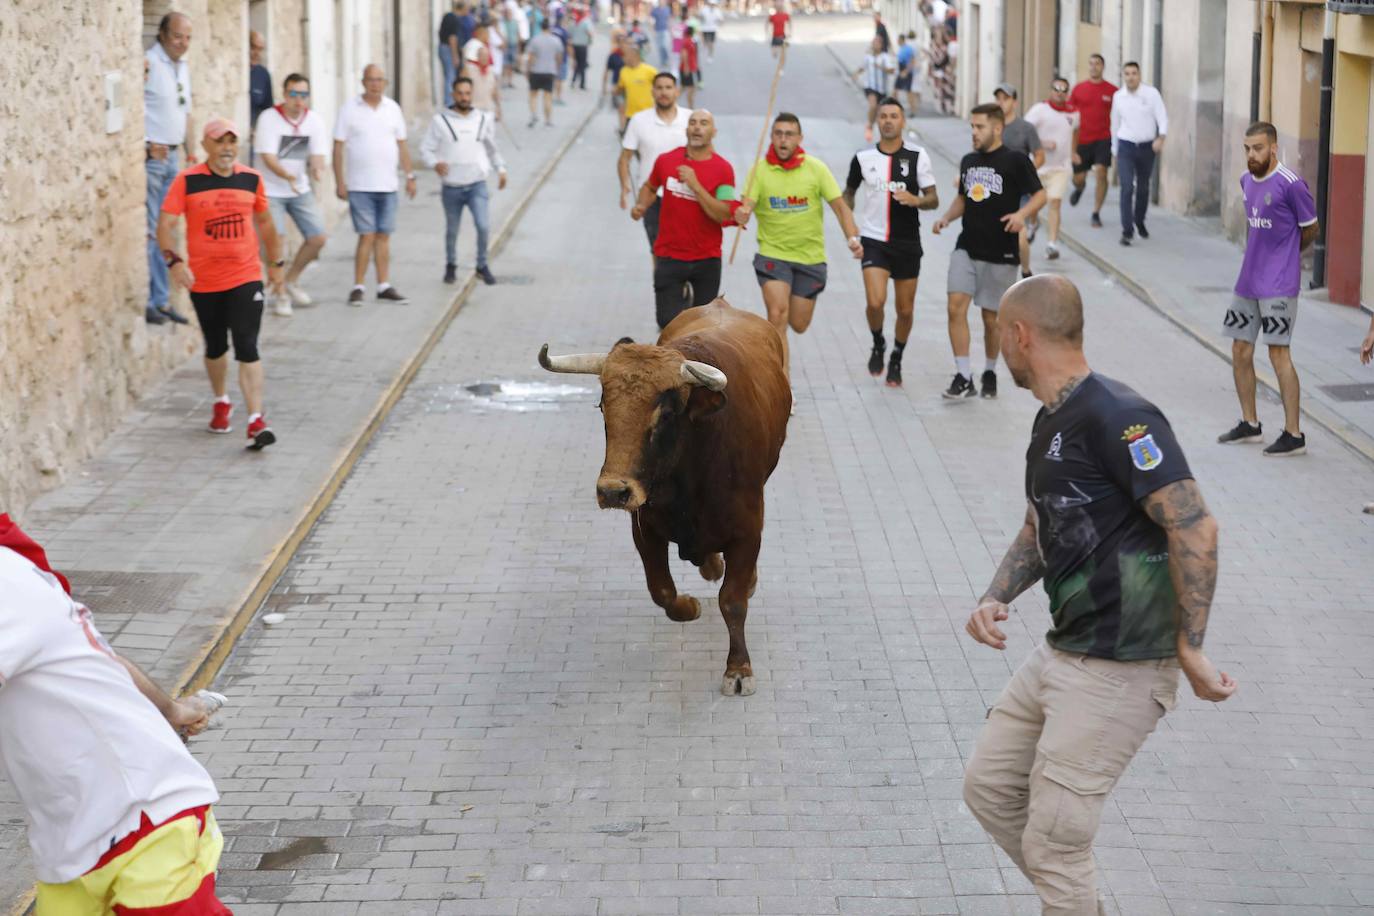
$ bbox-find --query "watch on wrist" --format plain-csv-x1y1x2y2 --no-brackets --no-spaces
272,259,286,268
163,249,182,268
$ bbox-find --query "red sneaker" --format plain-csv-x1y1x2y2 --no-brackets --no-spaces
246,415,276,451
208,400,232,434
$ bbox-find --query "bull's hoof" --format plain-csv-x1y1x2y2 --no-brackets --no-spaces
698,553,724,582
721,672,756,696
666,596,701,622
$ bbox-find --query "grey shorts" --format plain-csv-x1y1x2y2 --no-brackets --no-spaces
1224,295,1297,346
947,248,1019,311
753,253,827,300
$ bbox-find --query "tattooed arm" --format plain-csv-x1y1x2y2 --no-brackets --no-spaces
966,503,1045,650
1141,478,1237,702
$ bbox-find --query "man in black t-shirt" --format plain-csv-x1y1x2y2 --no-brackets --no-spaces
961,276,1236,914
932,102,1044,400
843,98,939,388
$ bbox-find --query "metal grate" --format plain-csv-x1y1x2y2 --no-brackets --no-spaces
1319,383,1374,402
67,570,194,638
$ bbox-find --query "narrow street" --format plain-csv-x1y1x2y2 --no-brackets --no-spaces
179,17,1374,916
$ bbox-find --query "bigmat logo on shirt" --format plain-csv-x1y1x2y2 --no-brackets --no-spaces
963,166,1003,202
768,194,810,211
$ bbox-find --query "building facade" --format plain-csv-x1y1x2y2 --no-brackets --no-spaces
1,0,444,515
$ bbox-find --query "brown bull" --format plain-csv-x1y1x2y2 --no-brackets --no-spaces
539,298,791,696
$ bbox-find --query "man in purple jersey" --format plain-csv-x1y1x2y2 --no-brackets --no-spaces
1218,122,1318,457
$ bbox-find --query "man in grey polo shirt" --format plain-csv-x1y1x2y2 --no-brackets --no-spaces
144,11,195,326
995,83,1043,279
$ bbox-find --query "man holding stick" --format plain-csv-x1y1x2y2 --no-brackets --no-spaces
734,113,862,377
631,109,738,329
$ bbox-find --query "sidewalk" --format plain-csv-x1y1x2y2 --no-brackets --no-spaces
909,112,1374,463
0,83,607,913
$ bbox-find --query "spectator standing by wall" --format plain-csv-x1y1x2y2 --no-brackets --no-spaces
440,2,467,102
248,30,272,128
159,119,284,450
1111,62,1167,246
422,76,508,287
894,32,918,116
144,11,195,326
333,65,416,306
254,73,330,316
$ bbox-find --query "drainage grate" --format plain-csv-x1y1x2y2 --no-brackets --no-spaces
1319,383,1374,402
66,570,195,639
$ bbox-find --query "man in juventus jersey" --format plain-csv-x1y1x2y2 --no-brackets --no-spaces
844,98,938,387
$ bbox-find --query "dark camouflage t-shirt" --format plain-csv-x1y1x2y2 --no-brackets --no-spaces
1025,374,1193,660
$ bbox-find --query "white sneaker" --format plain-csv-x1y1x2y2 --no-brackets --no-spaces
286,284,313,307
273,298,293,317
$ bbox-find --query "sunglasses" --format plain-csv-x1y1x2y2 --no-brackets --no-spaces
287,89,310,98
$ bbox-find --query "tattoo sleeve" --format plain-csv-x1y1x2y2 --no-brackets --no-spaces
1142,479,1219,650
980,504,1046,604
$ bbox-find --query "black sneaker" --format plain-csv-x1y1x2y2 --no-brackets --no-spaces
1069,186,1084,207
443,263,457,284
1020,270,1033,280
1119,235,1132,247
1026,220,1038,243
158,306,190,325
377,286,408,303
347,288,364,307
980,370,998,399
1135,222,1150,240
145,307,168,325
1263,431,1306,457
942,373,977,399
477,266,496,286
886,352,903,388
1217,419,1263,444
867,338,885,376
1091,212,1103,228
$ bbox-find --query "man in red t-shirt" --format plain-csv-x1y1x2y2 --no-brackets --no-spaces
680,26,700,107
158,118,285,450
767,4,790,58
1067,52,1117,226
631,108,738,328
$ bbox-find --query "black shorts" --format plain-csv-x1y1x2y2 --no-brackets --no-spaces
529,72,555,92
860,238,921,280
702,30,716,40
190,280,264,363
894,74,913,91
680,72,696,88
1074,138,1112,173
753,253,827,300
771,36,785,47
653,257,721,329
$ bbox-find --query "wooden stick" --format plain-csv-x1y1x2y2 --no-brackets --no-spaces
728,44,787,265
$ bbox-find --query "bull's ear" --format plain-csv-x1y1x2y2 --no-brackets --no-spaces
614,336,635,347
686,387,726,421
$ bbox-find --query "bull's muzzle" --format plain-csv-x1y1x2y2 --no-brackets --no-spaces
596,476,646,511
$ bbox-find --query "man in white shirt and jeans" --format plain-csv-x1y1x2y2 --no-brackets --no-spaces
0,515,228,914
144,12,195,326
618,72,690,263
1111,61,1167,246
254,72,330,316
422,76,509,286
333,64,418,305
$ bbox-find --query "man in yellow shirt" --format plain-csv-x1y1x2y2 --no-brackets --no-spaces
736,113,863,375
616,44,659,121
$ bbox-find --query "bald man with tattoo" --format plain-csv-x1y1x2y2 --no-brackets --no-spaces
961,275,1236,915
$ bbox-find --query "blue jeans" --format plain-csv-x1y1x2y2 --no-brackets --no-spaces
146,150,179,309
1117,139,1156,237
442,181,490,268
439,44,459,99
654,29,670,67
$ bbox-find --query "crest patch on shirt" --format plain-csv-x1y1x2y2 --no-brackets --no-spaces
1122,423,1162,471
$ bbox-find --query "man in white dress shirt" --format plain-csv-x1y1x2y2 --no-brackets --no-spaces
1110,62,1167,246
144,12,195,326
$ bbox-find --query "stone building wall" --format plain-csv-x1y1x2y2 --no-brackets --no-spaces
0,0,247,514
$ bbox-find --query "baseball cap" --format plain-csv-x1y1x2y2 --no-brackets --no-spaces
202,117,239,140
994,82,1018,99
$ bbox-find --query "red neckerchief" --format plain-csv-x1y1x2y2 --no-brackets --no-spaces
0,514,71,594
766,144,805,170
274,103,310,133
472,40,492,75
1048,99,1075,113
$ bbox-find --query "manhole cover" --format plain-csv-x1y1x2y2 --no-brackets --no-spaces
1319,383,1374,402
65,570,195,638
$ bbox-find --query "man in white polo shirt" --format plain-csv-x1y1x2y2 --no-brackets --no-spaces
144,11,195,326
0,514,229,914
617,71,689,263
333,63,418,306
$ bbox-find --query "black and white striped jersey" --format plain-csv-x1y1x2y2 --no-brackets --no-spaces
845,141,938,244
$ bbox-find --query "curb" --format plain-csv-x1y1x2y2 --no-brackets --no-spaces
3,97,603,916
829,34,1374,469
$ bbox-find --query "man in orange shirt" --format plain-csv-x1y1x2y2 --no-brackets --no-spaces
158,118,285,451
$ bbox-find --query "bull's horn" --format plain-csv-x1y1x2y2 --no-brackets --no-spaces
538,344,606,374
680,360,728,391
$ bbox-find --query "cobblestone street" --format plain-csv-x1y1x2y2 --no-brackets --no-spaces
10,16,1374,916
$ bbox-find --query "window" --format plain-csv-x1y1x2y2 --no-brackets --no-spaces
1080,0,1102,25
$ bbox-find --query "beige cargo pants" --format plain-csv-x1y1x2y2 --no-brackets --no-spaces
963,642,1180,915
